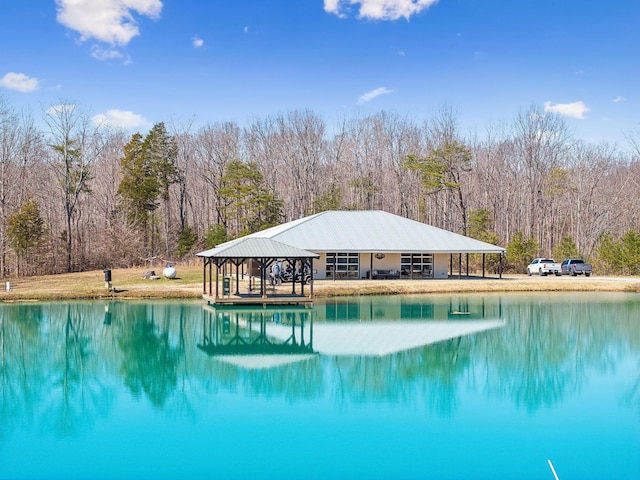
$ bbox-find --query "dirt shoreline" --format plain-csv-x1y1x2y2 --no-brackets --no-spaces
0,266,638,302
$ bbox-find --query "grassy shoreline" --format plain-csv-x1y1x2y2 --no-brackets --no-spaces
1,264,639,302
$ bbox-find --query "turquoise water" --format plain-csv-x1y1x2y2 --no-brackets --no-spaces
0,293,639,479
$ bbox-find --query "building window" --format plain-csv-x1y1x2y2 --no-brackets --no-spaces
326,252,359,279
400,253,433,278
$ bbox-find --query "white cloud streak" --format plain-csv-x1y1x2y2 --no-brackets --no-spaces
193,37,204,48
544,101,590,119
0,72,39,92
358,87,392,105
613,96,626,103
324,0,438,20
92,109,149,129
91,46,125,61
56,0,162,46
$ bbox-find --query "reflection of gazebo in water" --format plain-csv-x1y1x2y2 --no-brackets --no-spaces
197,305,315,362
197,237,320,306
197,302,507,368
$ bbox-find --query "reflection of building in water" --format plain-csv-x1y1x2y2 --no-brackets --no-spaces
198,296,505,363
197,305,315,361
318,295,504,322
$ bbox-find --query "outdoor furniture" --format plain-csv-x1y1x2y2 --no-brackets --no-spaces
401,268,432,279
369,269,400,280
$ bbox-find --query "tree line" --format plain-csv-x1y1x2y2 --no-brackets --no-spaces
1,96,639,277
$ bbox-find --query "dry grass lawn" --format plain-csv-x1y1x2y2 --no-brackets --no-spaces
1,264,638,302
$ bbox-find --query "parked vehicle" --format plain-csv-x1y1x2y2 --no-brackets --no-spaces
280,266,313,284
527,258,562,276
561,258,592,276
272,262,313,284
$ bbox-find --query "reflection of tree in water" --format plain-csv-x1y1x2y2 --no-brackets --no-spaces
330,337,472,415
199,351,324,401
41,304,113,438
0,304,45,445
163,312,196,421
479,298,638,413
118,304,181,408
237,358,324,401
619,299,640,416
625,363,640,416
407,337,472,416
481,302,578,412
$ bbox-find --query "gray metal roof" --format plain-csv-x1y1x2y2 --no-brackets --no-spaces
240,210,505,254
197,237,320,259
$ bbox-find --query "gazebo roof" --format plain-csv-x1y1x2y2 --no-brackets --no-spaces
197,236,319,259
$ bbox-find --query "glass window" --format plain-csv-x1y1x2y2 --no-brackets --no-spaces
326,253,359,278
400,253,433,278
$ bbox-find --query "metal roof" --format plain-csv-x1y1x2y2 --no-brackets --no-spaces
237,210,505,254
197,237,320,259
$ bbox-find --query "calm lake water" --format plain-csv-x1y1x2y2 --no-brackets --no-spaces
1,293,639,480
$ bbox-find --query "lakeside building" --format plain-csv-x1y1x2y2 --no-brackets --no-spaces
201,210,505,281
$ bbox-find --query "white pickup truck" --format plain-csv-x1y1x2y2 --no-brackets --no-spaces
527,258,562,276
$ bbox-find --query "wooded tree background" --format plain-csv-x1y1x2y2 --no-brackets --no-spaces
1,96,639,277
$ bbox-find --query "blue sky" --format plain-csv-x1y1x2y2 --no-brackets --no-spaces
1,0,638,145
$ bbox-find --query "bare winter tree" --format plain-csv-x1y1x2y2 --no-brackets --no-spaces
86,129,131,267
43,101,106,272
561,142,623,255
273,110,327,219
170,119,195,232
510,105,570,252
193,121,241,235
2,92,640,275
350,111,421,217
0,99,34,276
413,106,471,233
244,111,327,222
467,123,513,243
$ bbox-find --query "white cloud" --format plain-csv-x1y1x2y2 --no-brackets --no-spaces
613,96,626,103
358,87,392,105
544,101,590,119
46,104,76,116
56,0,162,46
324,0,438,20
0,72,39,92
91,46,125,61
193,37,204,48
244,26,249,33
92,109,149,129
324,0,346,18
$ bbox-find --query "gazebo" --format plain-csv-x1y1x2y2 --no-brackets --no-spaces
197,237,320,305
